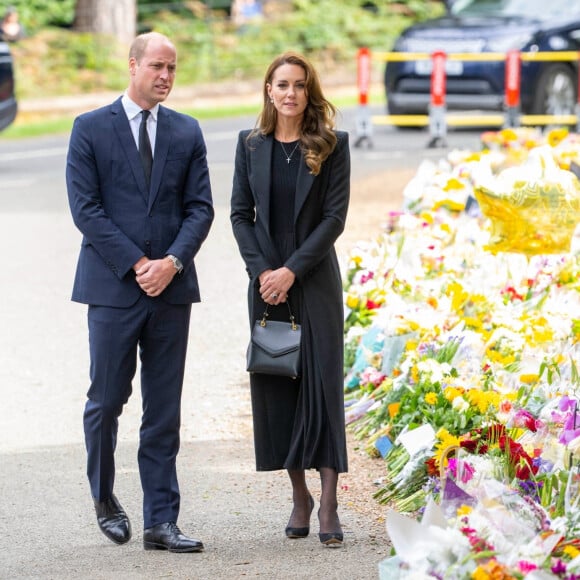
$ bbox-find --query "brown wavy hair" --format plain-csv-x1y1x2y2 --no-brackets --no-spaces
249,52,337,176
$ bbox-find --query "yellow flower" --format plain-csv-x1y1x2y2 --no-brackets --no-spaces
434,428,460,465
472,560,516,580
457,504,472,516
467,390,489,413
410,365,419,383
444,386,463,402
424,392,437,405
443,178,465,191
563,545,580,559
462,316,483,331
446,280,469,312
520,373,539,385
500,128,518,142
346,293,359,309
547,127,569,147
388,402,400,418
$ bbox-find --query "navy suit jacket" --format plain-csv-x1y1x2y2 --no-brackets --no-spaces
66,97,214,307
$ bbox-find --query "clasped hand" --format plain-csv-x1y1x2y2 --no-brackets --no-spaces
134,258,176,297
259,267,295,305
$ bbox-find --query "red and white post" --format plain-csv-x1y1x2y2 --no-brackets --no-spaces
354,47,373,148
504,49,521,127
428,50,447,147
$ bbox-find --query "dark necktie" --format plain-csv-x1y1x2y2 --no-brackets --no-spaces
139,110,153,186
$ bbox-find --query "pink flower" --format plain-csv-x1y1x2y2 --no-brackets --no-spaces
359,271,374,284
512,409,539,432
517,561,538,573
447,458,475,484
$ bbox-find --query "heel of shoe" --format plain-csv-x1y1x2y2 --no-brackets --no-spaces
143,541,164,551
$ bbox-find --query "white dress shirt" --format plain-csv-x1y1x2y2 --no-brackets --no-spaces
121,93,159,156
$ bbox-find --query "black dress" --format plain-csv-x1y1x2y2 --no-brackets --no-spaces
249,139,346,473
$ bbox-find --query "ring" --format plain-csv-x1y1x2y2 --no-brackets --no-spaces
271,293,278,299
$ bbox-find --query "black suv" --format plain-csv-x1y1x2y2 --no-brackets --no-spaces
385,0,580,118
0,40,17,132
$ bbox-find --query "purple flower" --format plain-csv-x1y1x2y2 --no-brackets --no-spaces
551,559,567,575
559,395,577,412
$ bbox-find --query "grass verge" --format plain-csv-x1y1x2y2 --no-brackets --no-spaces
1,91,385,139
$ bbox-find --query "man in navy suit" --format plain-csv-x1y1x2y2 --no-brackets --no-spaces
66,32,214,552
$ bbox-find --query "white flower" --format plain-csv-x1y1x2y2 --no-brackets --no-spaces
452,396,469,413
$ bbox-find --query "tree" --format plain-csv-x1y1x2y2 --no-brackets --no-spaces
73,0,136,46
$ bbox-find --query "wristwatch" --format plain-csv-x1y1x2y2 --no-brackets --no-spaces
166,254,183,273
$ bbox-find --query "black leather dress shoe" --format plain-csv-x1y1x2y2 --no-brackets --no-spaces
94,495,131,545
143,522,204,553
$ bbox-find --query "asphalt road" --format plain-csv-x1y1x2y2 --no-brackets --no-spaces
0,109,483,579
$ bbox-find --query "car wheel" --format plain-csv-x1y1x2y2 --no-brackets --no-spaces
532,64,577,116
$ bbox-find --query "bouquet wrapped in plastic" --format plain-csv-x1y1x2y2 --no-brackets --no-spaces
474,146,580,255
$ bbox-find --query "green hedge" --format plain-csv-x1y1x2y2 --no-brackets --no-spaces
6,0,444,99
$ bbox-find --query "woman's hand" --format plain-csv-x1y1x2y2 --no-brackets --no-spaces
259,267,296,305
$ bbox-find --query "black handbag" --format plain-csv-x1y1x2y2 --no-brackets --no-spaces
246,302,301,379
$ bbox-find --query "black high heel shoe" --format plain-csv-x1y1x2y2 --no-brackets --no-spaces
285,495,315,539
318,531,343,547
318,509,343,547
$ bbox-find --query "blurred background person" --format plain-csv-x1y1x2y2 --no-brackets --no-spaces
0,6,26,42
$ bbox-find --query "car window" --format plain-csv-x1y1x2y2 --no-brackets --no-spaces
451,0,575,20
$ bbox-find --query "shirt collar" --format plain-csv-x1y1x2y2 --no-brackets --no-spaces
121,93,159,122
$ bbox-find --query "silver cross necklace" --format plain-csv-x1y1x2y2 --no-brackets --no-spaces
279,140,300,164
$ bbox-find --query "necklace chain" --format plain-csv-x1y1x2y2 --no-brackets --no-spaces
279,140,300,164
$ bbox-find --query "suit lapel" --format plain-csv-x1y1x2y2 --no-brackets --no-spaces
111,99,150,202
148,105,171,211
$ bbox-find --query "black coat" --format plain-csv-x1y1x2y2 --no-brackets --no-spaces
230,129,350,472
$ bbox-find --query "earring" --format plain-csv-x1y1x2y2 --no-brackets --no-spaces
270,98,274,103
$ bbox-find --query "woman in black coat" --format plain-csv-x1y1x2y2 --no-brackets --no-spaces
230,52,350,547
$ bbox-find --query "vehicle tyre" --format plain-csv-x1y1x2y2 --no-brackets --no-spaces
531,64,577,116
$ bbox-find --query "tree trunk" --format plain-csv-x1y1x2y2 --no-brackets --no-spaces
74,0,136,47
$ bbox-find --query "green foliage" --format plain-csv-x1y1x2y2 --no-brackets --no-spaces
8,0,444,99
0,0,75,30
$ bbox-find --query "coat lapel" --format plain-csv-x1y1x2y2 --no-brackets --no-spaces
111,99,149,202
294,153,315,223
252,134,273,237
148,105,171,211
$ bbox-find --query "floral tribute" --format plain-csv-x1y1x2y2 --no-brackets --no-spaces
342,128,580,579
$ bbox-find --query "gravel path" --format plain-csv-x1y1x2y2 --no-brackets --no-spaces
0,166,409,579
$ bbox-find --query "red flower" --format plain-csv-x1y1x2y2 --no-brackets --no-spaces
499,435,538,480
425,457,439,476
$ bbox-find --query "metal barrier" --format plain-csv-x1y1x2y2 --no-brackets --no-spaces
355,48,580,148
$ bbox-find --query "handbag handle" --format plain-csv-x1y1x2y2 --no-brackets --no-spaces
259,302,298,331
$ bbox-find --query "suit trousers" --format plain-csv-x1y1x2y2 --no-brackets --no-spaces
83,294,192,528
